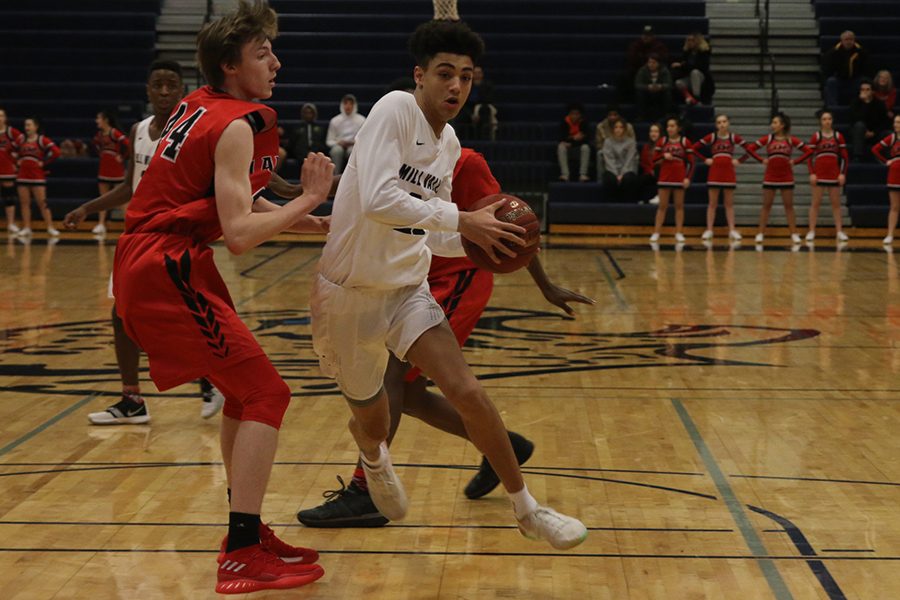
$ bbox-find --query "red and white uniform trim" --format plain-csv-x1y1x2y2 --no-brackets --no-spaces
873,133,900,189
807,131,848,185
693,132,747,188
744,134,812,187
0,126,22,180
13,134,60,184
653,136,695,187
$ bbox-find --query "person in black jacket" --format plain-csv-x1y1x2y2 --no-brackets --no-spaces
288,103,327,164
556,103,591,182
823,31,871,106
850,80,890,161
672,33,713,106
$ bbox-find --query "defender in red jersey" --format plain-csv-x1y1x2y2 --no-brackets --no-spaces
113,2,330,593
873,114,900,245
692,114,747,243
297,147,593,528
0,108,23,233
13,117,60,237
743,112,812,245
650,116,694,244
806,109,850,243
91,110,131,235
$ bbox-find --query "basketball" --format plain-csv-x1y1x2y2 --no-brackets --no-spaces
461,193,541,274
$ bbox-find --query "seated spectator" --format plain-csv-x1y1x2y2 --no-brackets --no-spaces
556,103,591,182
822,31,871,107
326,94,366,174
638,122,662,203
672,33,713,106
600,119,638,201
288,103,327,164
618,25,670,103
595,105,635,171
850,79,890,161
873,70,896,118
461,66,497,140
58,138,88,158
635,55,673,122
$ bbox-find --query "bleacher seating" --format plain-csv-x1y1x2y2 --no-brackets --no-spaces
0,2,161,215
812,0,900,227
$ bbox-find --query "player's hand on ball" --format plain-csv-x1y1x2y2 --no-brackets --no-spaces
64,207,87,229
458,199,526,263
300,152,334,202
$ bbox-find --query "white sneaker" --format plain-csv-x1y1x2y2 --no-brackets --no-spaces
701,230,713,240
805,231,815,242
517,506,588,550
649,232,660,243
791,233,802,244
88,394,150,425
674,232,686,243
92,223,107,235
884,235,894,245
648,195,660,205
47,227,60,237
17,227,32,237
6,223,20,234
360,442,408,520
729,229,742,241
702,239,713,249
836,231,849,243
200,383,225,419
754,233,764,244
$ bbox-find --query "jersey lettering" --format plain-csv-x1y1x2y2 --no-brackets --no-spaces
160,105,207,163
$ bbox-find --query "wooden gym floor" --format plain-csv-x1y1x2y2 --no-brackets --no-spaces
1,231,898,599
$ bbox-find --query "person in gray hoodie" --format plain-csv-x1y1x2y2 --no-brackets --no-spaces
326,93,366,174
600,119,639,201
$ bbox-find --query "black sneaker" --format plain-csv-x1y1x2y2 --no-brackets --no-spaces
464,431,535,499
87,394,150,425
296,476,389,528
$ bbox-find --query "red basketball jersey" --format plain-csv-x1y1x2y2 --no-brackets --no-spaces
0,126,22,179
429,148,501,280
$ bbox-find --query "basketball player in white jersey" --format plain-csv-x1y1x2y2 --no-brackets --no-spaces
310,20,587,549
64,61,229,424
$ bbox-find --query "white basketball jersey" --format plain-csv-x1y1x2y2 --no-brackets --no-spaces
131,116,158,192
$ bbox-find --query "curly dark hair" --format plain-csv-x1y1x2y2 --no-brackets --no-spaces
408,20,485,68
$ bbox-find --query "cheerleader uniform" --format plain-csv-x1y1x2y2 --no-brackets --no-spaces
692,132,747,189
872,133,900,190
744,134,812,189
653,135,695,188
14,134,61,185
0,126,22,182
807,131,848,186
94,127,129,183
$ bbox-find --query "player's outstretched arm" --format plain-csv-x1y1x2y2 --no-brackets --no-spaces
64,123,139,229
526,256,595,316
457,199,527,263
267,171,341,199
215,122,332,254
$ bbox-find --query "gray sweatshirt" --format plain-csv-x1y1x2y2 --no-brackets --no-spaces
602,136,638,177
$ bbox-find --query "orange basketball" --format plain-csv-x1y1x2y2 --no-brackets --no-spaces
461,193,540,274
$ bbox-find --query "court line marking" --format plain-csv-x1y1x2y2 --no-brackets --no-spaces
239,244,295,277
672,398,795,600
0,547,898,560
602,249,625,279
234,253,319,309
0,393,98,457
594,255,629,310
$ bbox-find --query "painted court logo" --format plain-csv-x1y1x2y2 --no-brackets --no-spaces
0,307,819,397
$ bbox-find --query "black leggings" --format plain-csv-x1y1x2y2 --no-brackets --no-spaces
601,171,640,202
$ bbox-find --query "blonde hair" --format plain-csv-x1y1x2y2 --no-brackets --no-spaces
874,69,894,92
196,0,278,88
684,32,710,53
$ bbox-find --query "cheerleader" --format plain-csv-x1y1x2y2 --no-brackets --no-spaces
806,109,849,243
872,114,900,245
649,116,694,244
14,116,60,237
744,112,812,244
92,110,130,235
0,108,22,233
692,114,747,242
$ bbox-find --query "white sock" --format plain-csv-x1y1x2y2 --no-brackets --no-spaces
509,485,539,520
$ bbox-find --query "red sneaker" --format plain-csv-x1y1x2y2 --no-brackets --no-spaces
218,523,319,564
215,543,324,595
260,522,319,564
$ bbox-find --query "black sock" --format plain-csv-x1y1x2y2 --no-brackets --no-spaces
227,488,231,505
226,511,261,553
